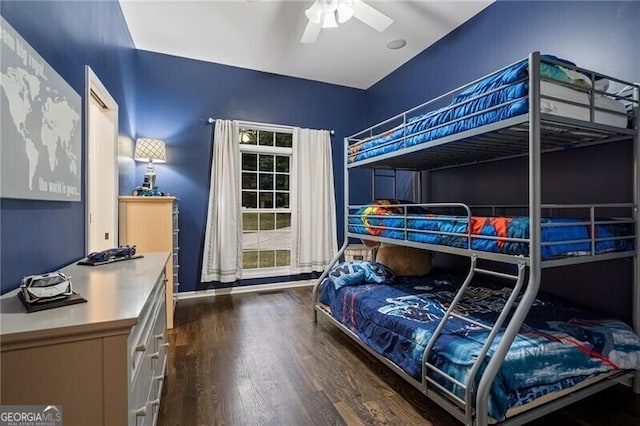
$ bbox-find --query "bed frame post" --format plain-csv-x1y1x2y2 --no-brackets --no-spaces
633,83,640,394
475,52,543,425
344,136,350,270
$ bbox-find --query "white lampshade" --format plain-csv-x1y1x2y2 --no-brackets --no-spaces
134,138,167,163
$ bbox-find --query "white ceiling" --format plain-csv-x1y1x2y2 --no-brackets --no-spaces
119,0,493,90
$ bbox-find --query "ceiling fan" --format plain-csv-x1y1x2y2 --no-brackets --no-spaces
301,0,394,43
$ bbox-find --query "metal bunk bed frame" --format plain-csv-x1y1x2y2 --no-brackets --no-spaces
312,52,640,425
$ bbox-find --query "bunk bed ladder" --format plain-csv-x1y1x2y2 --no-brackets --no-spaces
422,256,526,421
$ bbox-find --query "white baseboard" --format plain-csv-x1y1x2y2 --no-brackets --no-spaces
176,279,315,300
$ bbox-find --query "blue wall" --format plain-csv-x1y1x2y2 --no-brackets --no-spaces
0,0,136,294
134,51,367,292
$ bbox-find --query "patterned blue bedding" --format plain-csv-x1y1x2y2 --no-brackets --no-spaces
319,270,640,420
348,57,583,163
348,209,633,260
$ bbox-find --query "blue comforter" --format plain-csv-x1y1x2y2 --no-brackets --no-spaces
320,271,640,420
348,57,580,163
348,208,633,260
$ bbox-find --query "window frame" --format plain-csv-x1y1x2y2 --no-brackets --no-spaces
238,121,295,279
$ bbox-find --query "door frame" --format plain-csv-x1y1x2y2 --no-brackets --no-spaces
84,65,119,252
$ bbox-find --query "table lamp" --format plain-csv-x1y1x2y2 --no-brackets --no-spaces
134,138,167,190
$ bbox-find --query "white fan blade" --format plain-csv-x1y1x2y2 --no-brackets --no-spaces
353,0,393,32
301,20,322,43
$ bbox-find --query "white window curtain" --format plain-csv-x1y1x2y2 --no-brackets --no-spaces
290,128,338,273
201,120,243,283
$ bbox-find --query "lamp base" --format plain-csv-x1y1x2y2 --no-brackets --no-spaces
142,173,156,189
143,163,157,189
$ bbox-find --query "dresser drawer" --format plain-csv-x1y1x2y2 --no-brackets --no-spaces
140,290,166,426
129,335,154,425
151,285,167,388
128,279,163,381
128,274,166,426
152,294,168,377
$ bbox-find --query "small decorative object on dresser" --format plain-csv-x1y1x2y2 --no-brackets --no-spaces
17,271,88,313
78,245,142,266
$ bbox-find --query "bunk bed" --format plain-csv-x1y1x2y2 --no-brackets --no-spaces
311,52,640,425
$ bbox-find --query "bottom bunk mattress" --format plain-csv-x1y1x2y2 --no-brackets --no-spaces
318,269,640,421
348,206,633,259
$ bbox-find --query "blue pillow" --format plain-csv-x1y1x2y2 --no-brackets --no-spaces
328,261,395,290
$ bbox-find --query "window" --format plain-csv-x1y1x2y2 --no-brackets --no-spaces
239,124,294,278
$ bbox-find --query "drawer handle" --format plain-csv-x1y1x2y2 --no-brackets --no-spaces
135,343,146,352
154,374,164,381
150,352,160,359
156,334,164,341
134,406,146,417
151,398,161,407
161,343,170,348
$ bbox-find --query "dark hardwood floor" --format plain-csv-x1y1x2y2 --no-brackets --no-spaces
158,287,640,425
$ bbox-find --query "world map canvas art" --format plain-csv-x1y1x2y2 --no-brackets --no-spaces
1,17,81,202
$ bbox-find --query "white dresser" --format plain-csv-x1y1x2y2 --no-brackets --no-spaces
0,252,169,426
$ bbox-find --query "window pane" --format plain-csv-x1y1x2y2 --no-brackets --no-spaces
242,153,257,171
239,128,293,274
244,228,259,251
242,191,257,208
239,129,256,145
276,250,290,267
259,155,274,172
259,250,275,268
258,131,274,146
259,174,273,190
275,192,289,208
243,251,258,269
259,192,273,208
242,173,257,190
275,133,292,148
275,174,289,191
243,213,258,231
276,213,290,229
259,213,275,231
275,156,289,173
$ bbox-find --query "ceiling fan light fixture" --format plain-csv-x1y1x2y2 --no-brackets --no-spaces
322,12,338,28
337,0,354,23
301,0,393,43
305,1,323,24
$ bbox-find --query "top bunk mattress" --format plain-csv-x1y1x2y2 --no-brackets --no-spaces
349,56,631,165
